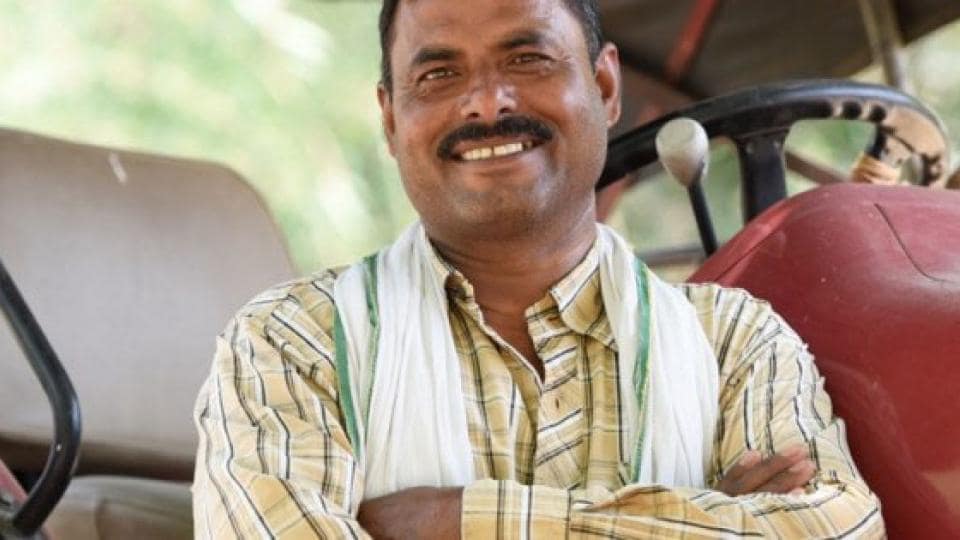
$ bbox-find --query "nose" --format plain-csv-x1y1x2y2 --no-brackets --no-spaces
459,72,517,123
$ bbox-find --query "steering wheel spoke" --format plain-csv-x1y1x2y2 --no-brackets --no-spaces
732,130,789,221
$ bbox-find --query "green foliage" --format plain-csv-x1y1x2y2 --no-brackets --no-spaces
0,0,411,271
0,2,958,274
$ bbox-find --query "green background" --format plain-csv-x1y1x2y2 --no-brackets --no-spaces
1,1,958,274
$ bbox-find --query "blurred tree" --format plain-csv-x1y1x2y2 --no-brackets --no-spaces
0,0,412,271
0,1,957,274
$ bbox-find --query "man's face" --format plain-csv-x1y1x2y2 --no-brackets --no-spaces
378,0,621,240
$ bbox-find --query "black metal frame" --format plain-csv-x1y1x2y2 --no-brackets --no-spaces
600,79,950,228
0,258,81,539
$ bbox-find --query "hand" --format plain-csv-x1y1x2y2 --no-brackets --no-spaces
715,445,816,496
357,486,462,540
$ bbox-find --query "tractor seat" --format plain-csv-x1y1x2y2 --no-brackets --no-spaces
689,183,960,539
0,127,296,538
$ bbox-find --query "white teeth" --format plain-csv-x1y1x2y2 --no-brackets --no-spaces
461,142,529,161
492,142,524,157
462,147,493,161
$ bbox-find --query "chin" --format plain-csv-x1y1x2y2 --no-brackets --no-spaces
453,169,546,199
441,197,550,239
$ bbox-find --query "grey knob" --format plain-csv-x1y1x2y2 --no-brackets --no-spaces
655,117,710,188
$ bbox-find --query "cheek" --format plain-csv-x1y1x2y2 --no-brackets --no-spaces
394,107,448,161
553,88,608,158
397,88,456,134
557,89,610,182
539,72,606,132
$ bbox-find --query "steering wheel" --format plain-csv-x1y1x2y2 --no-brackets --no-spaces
599,80,951,254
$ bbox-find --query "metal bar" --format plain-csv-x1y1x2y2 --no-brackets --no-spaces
857,0,920,183
733,133,789,221
784,151,846,185
687,183,718,255
0,257,81,538
857,0,909,90
664,0,723,84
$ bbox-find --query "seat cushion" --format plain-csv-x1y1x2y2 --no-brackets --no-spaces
45,476,192,540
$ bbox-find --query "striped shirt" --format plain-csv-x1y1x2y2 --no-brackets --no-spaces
192,242,883,538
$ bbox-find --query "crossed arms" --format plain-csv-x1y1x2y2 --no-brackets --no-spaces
357,446,817,538
193,275,883,538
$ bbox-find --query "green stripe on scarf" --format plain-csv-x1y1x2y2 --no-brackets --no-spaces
361,254,380,435
334,253,381,455
334,308,361,453
632,258,652,482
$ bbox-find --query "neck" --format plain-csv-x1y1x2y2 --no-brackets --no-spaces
427,206,597,373
428,207,597,319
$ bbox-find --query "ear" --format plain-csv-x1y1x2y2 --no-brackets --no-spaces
377,83,398,156
593,43,622,128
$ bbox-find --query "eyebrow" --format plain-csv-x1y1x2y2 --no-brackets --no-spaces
407,29,552,70
498,30,548,51
409,46,461,71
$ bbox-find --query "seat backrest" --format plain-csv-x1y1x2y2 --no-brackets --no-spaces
690,183,960,539
0,127,296,480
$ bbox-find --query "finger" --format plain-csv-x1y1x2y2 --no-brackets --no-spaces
731,445,809,493
715,450,768,495
716,445,809,496
716,450,761,492
755,459,817,494
742,450,763,466
727,450,762,476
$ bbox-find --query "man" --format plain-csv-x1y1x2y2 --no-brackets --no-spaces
193,0,883,537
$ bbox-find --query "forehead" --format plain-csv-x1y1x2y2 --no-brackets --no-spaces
390,0,585,58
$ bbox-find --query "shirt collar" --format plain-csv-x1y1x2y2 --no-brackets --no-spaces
545,240,613,345
424,234,613,346
424,240,475,301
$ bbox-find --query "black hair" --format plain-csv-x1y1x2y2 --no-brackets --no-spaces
378,0,603,93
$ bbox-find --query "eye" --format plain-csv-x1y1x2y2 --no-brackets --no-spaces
510,52,549,65
419,67,456,82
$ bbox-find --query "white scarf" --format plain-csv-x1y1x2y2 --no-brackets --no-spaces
333,223,718,499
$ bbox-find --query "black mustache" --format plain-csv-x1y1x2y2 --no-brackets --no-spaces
437,116,554,160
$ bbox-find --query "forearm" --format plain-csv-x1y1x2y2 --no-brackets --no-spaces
358,487,463,539
461,475,882,539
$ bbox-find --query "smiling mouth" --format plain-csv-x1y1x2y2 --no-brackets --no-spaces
454,139,542,162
